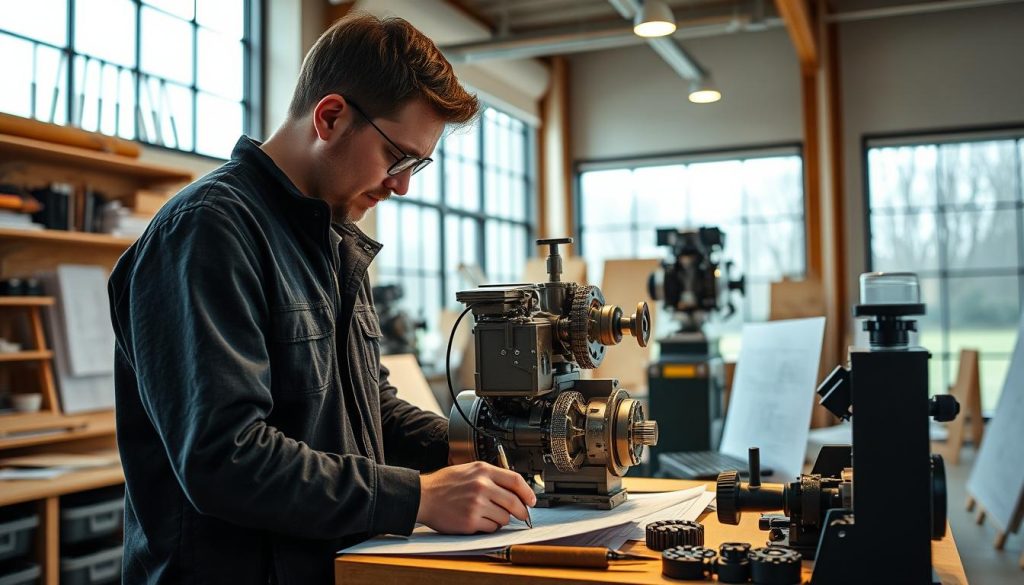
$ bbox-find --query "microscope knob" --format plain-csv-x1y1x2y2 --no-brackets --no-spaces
929,395,960,422
716,470,742,525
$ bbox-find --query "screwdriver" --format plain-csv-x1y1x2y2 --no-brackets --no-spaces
496,442,533,528
486,545,658,569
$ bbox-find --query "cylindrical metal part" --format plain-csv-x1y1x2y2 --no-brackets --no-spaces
507,545,608,568
749,447,761,488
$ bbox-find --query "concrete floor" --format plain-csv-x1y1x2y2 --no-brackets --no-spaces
944,445,1022,584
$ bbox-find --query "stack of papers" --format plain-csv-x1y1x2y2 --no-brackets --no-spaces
0,451,120,480
340,486,715,556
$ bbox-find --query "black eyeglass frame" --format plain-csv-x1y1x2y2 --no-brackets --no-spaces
347,99,433,176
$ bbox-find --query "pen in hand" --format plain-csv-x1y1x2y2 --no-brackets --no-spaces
495,443,534,529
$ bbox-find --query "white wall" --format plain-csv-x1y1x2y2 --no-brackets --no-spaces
569,28,802,161
839,2,1024,301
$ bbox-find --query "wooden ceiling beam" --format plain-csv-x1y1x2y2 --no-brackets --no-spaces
775,0,818,71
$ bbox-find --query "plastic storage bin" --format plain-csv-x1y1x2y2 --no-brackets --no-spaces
0,562,41,585
0,505,38,563
60,487,124,545
60,542,122,585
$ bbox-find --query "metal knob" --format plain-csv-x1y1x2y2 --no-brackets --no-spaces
618,302,651,347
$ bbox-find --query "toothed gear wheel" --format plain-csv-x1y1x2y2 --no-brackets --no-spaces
548,391,587,472
570,285,605,368
749,546,802,585
717,470,741,525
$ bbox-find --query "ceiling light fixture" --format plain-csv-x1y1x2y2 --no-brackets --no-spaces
633,0,677,38
688,78,721,104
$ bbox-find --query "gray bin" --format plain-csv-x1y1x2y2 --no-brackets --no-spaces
0,562,40,585
60,498,123,545
0,514,38,563
60,543,122,585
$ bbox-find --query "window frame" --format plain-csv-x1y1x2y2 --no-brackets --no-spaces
0,0,260,158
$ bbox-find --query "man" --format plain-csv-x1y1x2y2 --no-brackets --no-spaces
108,13,535,584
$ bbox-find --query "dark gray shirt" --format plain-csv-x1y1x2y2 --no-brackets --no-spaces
108,137,449,584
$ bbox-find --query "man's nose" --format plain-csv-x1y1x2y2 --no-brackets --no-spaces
383,170,412,196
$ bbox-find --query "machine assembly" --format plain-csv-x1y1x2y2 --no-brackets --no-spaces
447,238,658,509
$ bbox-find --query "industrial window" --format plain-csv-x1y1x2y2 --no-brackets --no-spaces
576,147,807,358
0,0,258,159
866,130,1024,412
375,107,535,367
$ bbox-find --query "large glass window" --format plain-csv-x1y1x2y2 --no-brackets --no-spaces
866,131,1024,412
576,148,806,357
375,107,535,367
0,0,256,159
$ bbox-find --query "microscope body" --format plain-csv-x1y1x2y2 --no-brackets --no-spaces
716,273,957,584
448,238,658,509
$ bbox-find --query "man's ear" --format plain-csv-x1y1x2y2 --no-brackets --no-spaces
312,94,348,141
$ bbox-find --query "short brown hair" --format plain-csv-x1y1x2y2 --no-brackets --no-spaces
288,12,479,124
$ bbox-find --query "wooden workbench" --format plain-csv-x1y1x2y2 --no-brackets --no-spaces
335,478,968,584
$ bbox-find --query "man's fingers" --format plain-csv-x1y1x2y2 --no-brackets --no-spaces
478,502,511,531
486,481,531,523
487,465,538,507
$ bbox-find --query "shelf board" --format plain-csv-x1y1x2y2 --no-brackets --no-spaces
0,133,192,183
0,464,124,507
0,350,53,362
0,410,114,451
0,296,54,306
0,227,135,248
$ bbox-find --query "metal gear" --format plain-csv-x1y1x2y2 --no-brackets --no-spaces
569,285,606,368
548,391,587,472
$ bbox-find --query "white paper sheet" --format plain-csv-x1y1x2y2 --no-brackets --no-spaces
719,317,826,480
56,265,116,376
339,486,705,556
967,315,1024,532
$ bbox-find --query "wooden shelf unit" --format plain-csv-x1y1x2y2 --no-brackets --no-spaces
0,126,192,585
0,133,192,183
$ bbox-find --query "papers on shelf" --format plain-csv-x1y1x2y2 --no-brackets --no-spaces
340,485,709,556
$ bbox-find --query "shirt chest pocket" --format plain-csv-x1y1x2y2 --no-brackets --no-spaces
269,302,336,394
351,305,383,389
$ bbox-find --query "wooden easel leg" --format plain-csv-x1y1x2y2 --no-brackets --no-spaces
966,496,975,512
994,531,1007,550
1018,551,1023,570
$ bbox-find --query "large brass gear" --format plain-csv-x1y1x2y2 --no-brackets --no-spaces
548,391,587,472
569,285,606,368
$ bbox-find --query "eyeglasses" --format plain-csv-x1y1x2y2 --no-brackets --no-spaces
347,99,433,176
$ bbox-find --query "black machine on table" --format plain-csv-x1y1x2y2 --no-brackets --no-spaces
647,226,744,474
371,283,427,359
714,272,960,584
447,238,659,509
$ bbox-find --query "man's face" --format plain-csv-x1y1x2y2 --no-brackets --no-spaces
314,97,445,223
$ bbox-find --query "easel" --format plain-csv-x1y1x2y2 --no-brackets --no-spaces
932,349,984,465
966,495,1024,568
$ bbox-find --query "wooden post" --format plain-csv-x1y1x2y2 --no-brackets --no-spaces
935,349,982,465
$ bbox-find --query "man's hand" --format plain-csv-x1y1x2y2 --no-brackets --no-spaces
416,461,537,534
